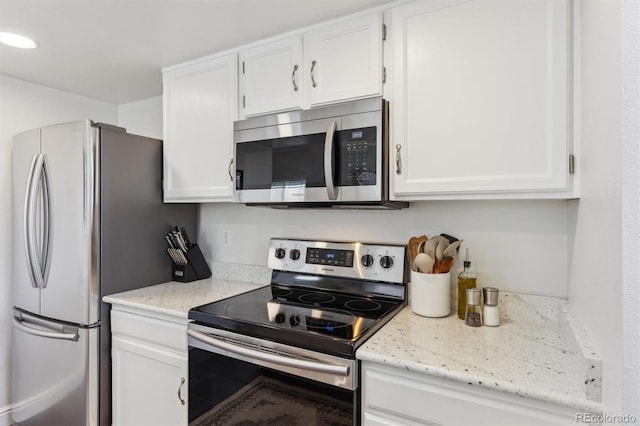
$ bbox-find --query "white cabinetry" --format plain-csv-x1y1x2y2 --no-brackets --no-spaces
304,12,383,108
162,53,237,202
390,0,574,199
362,362,577,425
239,35,303,117
239,12,384,117
111,307,188,426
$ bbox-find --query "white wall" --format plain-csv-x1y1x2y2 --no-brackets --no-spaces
567,0,624,415
621,0,640,416
0,75,117,424
117,96,163,139
197,200,569,296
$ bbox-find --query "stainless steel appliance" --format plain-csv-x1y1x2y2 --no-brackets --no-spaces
11,120,197,426
187,238,407,425
233,98,408,209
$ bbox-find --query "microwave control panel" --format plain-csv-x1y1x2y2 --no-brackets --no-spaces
339,126,377,186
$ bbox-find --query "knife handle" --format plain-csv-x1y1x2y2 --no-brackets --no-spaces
180,227,192,248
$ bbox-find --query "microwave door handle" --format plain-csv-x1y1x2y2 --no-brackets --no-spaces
324,120,338,201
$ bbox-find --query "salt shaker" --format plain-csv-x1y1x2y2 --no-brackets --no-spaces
465,288,482,327
483,287,500,327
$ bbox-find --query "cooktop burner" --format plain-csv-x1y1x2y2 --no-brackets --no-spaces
189,238,408,357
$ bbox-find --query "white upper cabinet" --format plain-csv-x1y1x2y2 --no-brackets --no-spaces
304,12,383,108
163,53,238,202
391,0,575,199
238,12,384,117
239,35,303,117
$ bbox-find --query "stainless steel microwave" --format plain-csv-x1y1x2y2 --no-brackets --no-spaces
232,98,408,209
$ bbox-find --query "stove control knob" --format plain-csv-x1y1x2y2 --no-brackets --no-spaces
289,249,301,260
275,313,286,324
360,254,374,267
289,314,300,327
380,255,394,269
275,248,286,259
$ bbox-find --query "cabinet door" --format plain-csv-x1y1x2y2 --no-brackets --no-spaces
112,336,187,426
391,0,572,198
362,362,577,425
304,12,383,107
239,35,302,117
163,54,238,202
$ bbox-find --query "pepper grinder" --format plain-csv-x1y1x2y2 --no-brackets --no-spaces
465,288,482,327
483,287,500,326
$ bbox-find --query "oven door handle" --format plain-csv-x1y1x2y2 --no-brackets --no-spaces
187,329,350,377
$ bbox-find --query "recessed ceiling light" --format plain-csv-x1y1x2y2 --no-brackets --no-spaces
0,32,38,49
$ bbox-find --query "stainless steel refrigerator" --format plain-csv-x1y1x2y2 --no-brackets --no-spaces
11,120,198,426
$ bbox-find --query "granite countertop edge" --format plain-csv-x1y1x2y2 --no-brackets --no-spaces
357,347,603,414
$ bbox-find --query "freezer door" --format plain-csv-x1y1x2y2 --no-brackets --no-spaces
39,121,99,325
12,129,43,315
11,310,98,426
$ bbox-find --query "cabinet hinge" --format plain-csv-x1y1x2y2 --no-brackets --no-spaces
242,95,246,108
242,61,245,74
569,154,575,175
382,67,387,84
382,24,387,41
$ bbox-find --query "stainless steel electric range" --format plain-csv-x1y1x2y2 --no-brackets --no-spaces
187,238,407,426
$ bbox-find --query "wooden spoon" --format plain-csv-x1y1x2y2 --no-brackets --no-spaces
442,240,462,259
414,253,434,274
440,256,455,273
407,236,419,270
423,238,439,260
435,237,448,263
416,235,428,254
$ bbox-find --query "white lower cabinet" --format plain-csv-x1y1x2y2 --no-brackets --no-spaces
111,307,188,426
361,362,577,425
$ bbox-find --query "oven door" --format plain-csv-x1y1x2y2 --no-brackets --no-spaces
187,324,358,426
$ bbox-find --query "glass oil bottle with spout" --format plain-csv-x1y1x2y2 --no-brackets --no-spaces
457,248,477,319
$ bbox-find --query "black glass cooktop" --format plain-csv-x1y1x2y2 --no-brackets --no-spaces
189,283,404,357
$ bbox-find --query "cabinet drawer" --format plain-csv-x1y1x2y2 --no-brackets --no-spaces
111,309,188,353
362,363,576,425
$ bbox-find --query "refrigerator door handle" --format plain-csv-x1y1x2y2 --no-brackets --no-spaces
13,314,79,342
39,154,53,288
23,155,40,289
25,154,52,290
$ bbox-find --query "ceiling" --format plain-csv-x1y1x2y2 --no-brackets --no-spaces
0,0,394,104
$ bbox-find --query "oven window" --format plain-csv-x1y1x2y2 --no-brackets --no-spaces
189,347,354,426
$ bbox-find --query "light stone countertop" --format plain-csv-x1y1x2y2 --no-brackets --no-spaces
356,292,603,414
102,264,603,415
103,278,267,318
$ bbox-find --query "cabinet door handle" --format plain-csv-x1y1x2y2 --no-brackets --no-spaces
395,144,402,175
310,60,317,88
177,377,186,405
292,64,299,92
228,158,234,182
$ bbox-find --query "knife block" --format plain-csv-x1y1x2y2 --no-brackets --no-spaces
171,244,212,282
